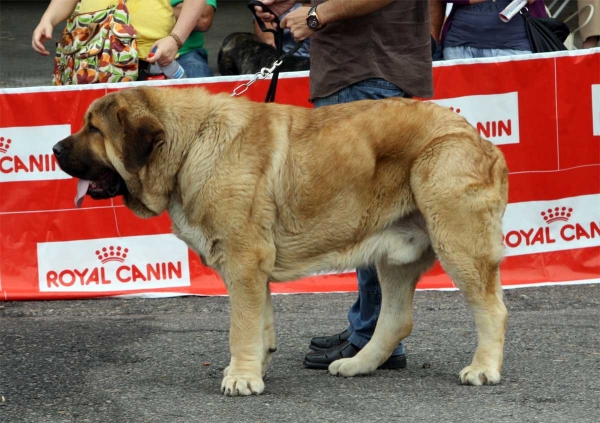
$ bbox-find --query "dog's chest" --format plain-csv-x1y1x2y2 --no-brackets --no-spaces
168,201,214,265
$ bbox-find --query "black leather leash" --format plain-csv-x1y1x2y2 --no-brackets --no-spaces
247,0,305,103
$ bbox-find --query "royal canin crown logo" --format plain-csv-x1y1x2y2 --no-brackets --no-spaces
43,242,185,289
541,207,573,224
0,137,12,154
96,246,129,264
0,135,60,175
0,125,72,182
503,203,599,250
38,234,191,293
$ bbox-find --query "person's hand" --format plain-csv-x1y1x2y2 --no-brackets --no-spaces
253,0,297,25
32,19,54,56
281,5,315,42
254,20,277,47
146,36,180,67
528,0,537,4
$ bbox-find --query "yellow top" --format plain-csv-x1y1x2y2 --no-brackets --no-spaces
78,0,176,59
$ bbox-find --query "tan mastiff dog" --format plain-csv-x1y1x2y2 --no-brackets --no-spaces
52,86,509,396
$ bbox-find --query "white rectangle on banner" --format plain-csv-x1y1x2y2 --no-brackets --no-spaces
0,125,72,182
37,234,191,292
592,84,600,136
502,194,600,257
429,92,520,145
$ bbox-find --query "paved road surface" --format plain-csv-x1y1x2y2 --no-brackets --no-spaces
1,285,599,422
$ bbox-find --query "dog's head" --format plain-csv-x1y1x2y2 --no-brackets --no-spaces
53,87,169,217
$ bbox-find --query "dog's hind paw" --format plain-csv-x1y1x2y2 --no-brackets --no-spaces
328,357,375,377
221,374,265,396
459,365,501,386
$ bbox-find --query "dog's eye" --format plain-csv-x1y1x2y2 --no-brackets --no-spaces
89,125,101,134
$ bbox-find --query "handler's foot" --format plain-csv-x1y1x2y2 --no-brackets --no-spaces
303,341,407,370
309,329,351,352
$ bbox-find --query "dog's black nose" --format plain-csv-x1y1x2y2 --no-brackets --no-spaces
53,142,64,157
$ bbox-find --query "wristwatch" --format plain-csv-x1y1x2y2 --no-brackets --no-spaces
307,5,326,31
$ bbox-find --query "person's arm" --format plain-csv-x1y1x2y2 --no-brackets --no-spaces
31,0,79,55
302,0,394,25
254,20,276,47
253,2,306,47
430,0,447,44
173,1,216,32
279,0,394,42
147,0,206,66
254,0,298,21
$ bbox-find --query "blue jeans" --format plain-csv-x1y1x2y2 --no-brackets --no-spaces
313,78,408,356
442,46,532,60
177,49,213,78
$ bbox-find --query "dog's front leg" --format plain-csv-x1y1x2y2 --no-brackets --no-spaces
220,256,270,396
262,284,277,377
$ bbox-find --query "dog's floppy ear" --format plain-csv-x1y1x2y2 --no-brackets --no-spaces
117,107,166,173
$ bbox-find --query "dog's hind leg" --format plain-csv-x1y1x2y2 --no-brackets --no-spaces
411,136,509,386
261,284,277,377
328,248,436,377
431,231,507,386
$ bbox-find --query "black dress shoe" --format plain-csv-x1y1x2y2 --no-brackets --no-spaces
303,340,407,370
310,329,351,352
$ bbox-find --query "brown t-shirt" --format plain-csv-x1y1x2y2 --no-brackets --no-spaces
309,0,433,101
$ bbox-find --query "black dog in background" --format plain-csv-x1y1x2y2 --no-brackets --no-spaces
218,32,310,76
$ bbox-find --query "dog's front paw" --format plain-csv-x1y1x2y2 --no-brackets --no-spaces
261,347,277,377
221,373,265,396
459,365,501,386
328,357,375,377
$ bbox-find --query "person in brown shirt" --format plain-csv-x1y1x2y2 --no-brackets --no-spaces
255,0,441,370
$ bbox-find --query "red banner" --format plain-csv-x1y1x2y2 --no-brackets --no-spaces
1,50,599,300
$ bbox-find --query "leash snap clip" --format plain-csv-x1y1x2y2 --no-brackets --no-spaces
260,60,283,77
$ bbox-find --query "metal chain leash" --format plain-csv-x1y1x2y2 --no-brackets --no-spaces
231,1,305,100
230,59,283,97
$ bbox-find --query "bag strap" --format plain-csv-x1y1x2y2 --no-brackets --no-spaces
73,0,82,15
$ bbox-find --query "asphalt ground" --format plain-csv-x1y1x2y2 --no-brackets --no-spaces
1,284,599,423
